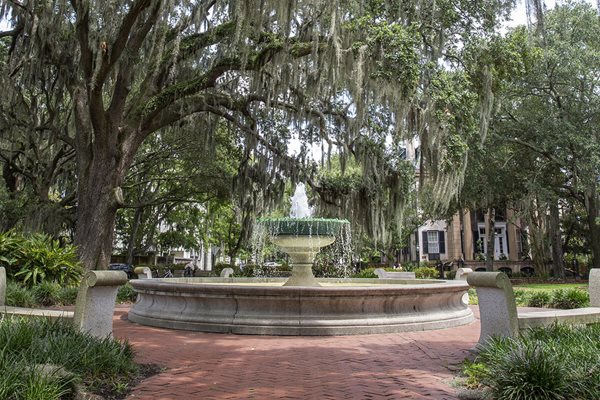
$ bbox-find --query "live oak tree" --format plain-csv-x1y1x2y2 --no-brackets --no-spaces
493,3,600,270
1,0,515,270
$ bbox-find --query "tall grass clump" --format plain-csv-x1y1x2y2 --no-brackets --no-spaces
548,288,589,309
5,281,36,307
526,291,551,308
464,323,600,400
0,317,138,399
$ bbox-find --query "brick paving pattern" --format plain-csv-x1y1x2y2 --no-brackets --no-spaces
113,306,486,399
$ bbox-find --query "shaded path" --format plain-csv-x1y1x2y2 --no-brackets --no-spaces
113,306,486,399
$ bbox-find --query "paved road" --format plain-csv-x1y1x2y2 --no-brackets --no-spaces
113,306,483,399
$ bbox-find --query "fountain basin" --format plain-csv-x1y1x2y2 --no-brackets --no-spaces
128,278,474,335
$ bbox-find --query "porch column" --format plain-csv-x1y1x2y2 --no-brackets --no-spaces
507,209,519,261
447,213,462,261
463,210,474,261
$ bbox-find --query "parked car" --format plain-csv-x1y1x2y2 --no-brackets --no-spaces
109,263,135,279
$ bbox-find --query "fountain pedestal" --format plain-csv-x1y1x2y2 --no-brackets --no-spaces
271,235,335,286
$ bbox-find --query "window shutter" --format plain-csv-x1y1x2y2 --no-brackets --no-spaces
421,231,428,254
439,231,446,254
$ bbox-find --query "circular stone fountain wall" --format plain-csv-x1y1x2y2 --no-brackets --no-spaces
128,277,473,335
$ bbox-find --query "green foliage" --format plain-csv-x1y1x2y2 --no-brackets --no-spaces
468,288,478,305
512,289,529,306
445,270,456,280
58,286,79,306
0,317,137,398
117,283,137,303
352,267,378,278
0,231,82,287
462,360,488,389
32,281,62,307
526,291,551,308
466,324,600,400
548,288,589,309
414,266,439,279
5,281,35,308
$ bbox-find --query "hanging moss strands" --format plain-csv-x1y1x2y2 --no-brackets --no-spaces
1,0,516,269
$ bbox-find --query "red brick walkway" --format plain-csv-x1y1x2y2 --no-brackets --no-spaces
113,306,484,400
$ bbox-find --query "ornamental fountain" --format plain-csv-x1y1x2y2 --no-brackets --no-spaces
128,184,473,335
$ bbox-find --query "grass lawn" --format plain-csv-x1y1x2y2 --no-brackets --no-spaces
513,283,588,291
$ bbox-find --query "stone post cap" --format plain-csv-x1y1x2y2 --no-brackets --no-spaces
467,271,511,289
84,270,128,287
374,268,386,278
134,267,151,274
220,268,234,278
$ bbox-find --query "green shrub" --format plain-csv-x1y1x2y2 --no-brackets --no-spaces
5,281,35,307
484,340,570,399
117,283,137,303
445,270,456,280
0,317,137,398
464,324,600,400
0,231,83,287
32,281,62,306
513,289,529,306
468,288,478,305
414,266,439,279
526,291,551,308
58,286,79,305
352,267,377,278
549,288,589,309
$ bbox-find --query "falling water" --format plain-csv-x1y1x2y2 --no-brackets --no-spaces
289,183,312,218
252,183,353,277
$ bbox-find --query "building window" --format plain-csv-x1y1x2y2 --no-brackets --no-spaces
427,231,439,254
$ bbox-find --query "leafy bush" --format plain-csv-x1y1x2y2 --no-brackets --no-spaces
0,317,137,399
513,289,529,306
5,281,36,307
464,324,600,400
352,267,378,278
445,270,456,280
526,291,551,308
414,266,439,279
58,286,79,305
0,231,83,287
549,288,589,309
468,288,478,305
32,281,62,306
117,283,137,303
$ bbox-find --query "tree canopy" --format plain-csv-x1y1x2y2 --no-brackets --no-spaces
0,0,524,269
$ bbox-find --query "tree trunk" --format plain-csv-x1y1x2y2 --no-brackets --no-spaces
584,189,600,270
549,201,565,279
73,137,125,270
74,189,119,270
485,207,496,270
126,207,144,265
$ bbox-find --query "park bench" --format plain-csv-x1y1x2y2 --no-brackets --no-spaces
374,268,416,279
467,269,600,344
0,267,127,338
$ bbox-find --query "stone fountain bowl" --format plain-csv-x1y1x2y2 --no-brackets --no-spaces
128,277,474,336
258,217,350,236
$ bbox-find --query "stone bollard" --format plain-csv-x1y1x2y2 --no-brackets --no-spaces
220,268,234,278
73,270,128,338
134,266,153,279
455,268,473,281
